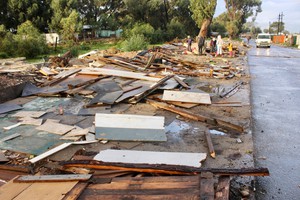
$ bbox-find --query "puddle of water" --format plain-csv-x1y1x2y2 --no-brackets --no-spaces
165,120,191,134
210,129,227,136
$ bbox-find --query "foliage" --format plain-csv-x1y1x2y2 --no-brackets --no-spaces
7,0,51,31
224,0,262,37
166,19,186,40
49,0,77,32
60,10,81,46
189,0,217,37
14,21,48,58
269,21,285,34
121,34,149,51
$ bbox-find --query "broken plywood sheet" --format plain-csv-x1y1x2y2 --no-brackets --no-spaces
80,68,178,90
12,111,46,118
162,90,211,104
94,149,207,167
95,114,166,142
20,117,43,126
0,104,22,114
36,120,74,135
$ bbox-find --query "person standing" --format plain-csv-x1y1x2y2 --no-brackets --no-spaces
210,37,216,53
228,40,233,57
198,36,205,55
187,36,192,52
216,35,223,57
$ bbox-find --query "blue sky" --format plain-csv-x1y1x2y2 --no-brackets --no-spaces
215,0,300,33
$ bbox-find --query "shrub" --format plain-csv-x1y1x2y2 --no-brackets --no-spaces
121,34,149,51
14,21,48,58
0,52,9,58
166,20,186,41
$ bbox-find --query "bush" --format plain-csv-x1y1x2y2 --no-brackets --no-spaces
69,46,80,57
121,34,149,51
0,52,9,58
166,20,186,41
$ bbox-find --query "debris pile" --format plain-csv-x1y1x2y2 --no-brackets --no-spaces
0,42,267,199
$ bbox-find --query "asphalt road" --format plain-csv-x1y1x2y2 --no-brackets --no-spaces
249,44,300,199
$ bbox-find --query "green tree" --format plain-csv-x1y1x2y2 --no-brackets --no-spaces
269,21,285,34
60,10,81,46
224,0,262,37
49,0,77,32
7,0,51,32
189,0,217,37
14,20,48,58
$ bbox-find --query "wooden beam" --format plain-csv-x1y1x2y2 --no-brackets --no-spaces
204,129,216,158
146,99,244,133
215,176,231,200
61,160,270,176
129,75,174,103
62,182,89,200
14,174,92,183
173,76,190,88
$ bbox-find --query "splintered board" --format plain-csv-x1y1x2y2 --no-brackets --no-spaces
162,90,211,104
36,120,74,135
95,113,166,142
94,149,207,168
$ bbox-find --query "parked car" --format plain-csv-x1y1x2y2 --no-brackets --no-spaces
256,33,272,48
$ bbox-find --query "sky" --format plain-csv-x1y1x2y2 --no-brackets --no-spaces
215,0,300,33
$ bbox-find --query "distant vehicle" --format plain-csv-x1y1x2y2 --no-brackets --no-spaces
256,33,271,48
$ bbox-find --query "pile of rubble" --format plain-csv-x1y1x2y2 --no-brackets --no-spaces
0,42,268,199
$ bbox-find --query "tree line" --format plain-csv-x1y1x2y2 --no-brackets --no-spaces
0,0,262,58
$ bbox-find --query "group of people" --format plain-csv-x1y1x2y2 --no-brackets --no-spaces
186,35,233,57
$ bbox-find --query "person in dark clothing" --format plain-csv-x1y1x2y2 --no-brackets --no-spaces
187,36,192,52
198,36,205,55
210,37,216,53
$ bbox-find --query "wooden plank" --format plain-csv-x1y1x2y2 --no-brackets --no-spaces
147,99,244,133
167,101,199,109
63,160,270,176
215,176,231,200
162,90,211,104
204,129,216,158
95,114,166,142
62,182,89,200
199,172,214,200
79,68,160,82
0,179,32,200
3,123,22,130
129,75,174,103
20,117,43,126
0,104,22,114
63,127,89,137
14,174,92,183
29,143,72,164
94,149,207,168
13,181,78,200
0,133,21,142
173,75,190,88
12,111,46,118
36,120,75,135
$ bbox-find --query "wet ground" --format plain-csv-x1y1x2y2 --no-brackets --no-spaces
249,44,300,199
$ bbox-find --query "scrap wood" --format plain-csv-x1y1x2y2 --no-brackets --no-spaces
12,111,46,118
61,160,270,176
173,75,190,88
219,81,244,98
128,75,174,104
93,149,207,168
29,141,98,164
215,176,231,200
13,174,92,183
204,129,216,158
3,123,22,131
0,165,31,173
162,90,211,104
147,99,244,133
43,69,82,87
62,182,89,200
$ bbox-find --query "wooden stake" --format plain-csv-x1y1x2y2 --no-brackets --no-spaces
205,129,216,158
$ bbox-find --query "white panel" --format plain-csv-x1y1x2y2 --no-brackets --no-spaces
95,113,164,130
94,149,207,168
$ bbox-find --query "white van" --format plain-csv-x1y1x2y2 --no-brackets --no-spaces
256,33,272,48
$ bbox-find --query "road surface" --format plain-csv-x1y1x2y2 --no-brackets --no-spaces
249,44,300,199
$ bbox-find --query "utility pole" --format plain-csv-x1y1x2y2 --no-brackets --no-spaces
269,21,271,33
280,12,284,34
277,13,280,35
